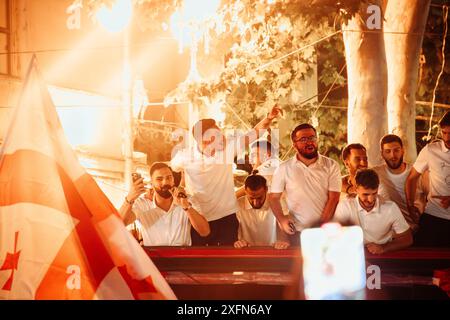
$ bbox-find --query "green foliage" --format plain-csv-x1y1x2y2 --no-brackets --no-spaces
79,0,363,163
163,0,362,162
416,4,449,149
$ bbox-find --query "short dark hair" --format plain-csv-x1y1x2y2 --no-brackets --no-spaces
291,123,317,141
355,169,379,189
192,118,219,142
150,162,172,177
439,111,450,128
341,143,367,161
250,140,273,153
380,134,403,149
244,171,267,191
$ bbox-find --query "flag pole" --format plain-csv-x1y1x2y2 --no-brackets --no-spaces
122,26,133,190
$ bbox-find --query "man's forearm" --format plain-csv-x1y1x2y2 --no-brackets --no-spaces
405,174,420,207
254,116,273,131
269,196,286,222
320,205,335,223
405,167,421,209
244,117,272,146
119,200,135,226
276,224,290,242
320,192,340,223
187,208,210,237
382,233,413,253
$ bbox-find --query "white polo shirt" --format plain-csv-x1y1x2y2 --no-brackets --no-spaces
374,163,426,228
171,136,246,222
132,197,193,246
271,154,342,231
236,196,284,246
413,140,450,220
334,196,410,244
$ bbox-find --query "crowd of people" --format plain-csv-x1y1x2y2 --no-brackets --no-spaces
119,109,450,254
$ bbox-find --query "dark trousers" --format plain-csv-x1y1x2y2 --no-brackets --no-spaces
191,213,239,246
414,213,450,247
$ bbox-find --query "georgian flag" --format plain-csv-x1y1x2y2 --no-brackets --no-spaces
0,56,176,300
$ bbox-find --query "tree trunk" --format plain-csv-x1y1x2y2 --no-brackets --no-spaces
384,0,430,163
342,0,388,166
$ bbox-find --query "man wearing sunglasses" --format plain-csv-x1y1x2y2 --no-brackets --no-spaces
269,123,341,246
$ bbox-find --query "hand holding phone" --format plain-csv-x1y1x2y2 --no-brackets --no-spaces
132,173,142,182
170,186,187,198
127,173,146,203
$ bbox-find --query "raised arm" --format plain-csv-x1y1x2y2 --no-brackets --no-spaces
241,105,284,148
172,188,210,237
119,176,146,226
253,105,283,131
185,206,210,237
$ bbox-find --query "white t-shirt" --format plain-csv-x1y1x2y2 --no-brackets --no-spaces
374,163,426,228
377,164,410,202
132,197,193,246
334,196,410,244
271,155,342,231
171,136,246,222
413,140,450,220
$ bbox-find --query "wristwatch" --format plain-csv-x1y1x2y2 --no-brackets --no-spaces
125,196,134,205
183,203,192,211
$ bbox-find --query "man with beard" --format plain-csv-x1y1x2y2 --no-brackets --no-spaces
269,123,341,245
234,172,290,249
334,169,413,254
341,143,368,197
373,134,427,232
406,111,450,247
171,106,282,246
120,162,210,246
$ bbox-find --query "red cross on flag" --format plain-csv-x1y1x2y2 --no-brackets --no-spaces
0,56,176,300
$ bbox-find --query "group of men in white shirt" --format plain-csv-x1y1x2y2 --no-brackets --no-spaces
119,110,450,252
337,112,450,249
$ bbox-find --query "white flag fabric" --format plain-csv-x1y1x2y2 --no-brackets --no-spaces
0,56,176,300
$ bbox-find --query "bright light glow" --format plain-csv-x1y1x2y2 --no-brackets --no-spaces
278,18,291,33
169,0,221,49
96,0,133,33
183,0,221,22
132,79,149,118
211,100,226,124
301,225,366,300
97,40,171,96
48,85,122,158
44,30,102,83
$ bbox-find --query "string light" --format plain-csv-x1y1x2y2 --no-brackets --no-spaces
426,5,448,141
